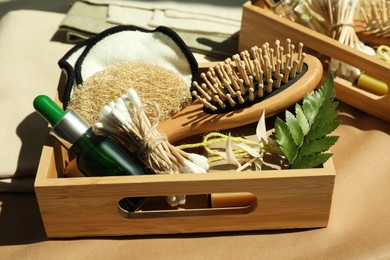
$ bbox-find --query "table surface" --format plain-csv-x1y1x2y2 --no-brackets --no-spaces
0,7,390,260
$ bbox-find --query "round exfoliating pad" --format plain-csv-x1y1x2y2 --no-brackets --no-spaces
66,62,192,125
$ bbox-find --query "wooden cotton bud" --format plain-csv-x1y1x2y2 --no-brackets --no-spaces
100,118,117,131
329,59,339,73
181,159,207,173
97,105,126,132
121,94,131,108
94,122,104,130
176,195,187,205
94,121,118,134
115,98,132,125
351,67,361,81
114,97,128,111
127,88,142,108
108,101,115,109
166,195,186,207
187,153,209,171
166,195,179,207
99,105,114,120
112,109,131,129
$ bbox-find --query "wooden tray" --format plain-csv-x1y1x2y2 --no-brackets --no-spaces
35,141,335,238
239,1,390,122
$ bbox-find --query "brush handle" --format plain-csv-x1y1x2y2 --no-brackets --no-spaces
242,2,390,122
157,54,323,144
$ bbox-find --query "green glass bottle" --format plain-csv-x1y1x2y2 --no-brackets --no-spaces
34,95,150,210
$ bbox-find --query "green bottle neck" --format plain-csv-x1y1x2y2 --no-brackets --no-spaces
50,111,90,149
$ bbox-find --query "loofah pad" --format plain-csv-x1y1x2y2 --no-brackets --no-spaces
66,61,192,125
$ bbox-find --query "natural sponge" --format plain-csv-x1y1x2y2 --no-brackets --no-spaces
66,62,192,125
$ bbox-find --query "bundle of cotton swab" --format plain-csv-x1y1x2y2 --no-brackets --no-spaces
95,88,209,207
326,0,376,82
359,0,390,37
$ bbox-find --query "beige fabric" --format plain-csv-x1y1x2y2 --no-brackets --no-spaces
1,9,390,260
59,1,114,41
59,1,239,58
108,7,240,35
0,10,73,191
85,0,244,21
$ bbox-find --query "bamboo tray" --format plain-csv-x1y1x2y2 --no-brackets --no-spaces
34,61,335,238
35,141,335,238
239,1,390,122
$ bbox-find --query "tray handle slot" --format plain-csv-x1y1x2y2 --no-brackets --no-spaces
118,193,258,218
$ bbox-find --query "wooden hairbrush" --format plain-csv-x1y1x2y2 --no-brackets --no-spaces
157,39,323,143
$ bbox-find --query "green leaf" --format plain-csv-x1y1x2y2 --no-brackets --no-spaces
291,153,333,169
274,74,340,169
299,136,339,156
307,120,341,141
302,90,323,125
285,110,304,146
295,104,310,135
274,117,298,164
319,74,335,106
313,102,339,124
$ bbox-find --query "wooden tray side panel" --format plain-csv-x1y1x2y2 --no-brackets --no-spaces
35,147,335,238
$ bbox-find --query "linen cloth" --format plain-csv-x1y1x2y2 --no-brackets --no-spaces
59,1,241,58
85,0,244,23
0,9,390,260
0,10,73,192
107,7,240,35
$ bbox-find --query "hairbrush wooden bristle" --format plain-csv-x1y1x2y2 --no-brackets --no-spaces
191,39,306,113
157,39,323,143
